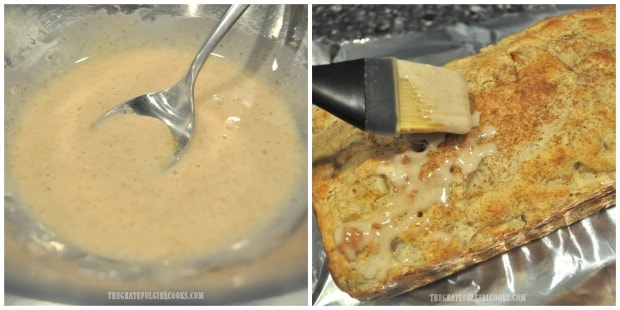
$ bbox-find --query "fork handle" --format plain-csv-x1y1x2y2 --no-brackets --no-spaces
187,4,250,84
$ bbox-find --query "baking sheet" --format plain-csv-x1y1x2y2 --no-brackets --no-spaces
311,5,616,305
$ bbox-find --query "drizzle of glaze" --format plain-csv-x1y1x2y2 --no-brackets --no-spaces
334,115,497,279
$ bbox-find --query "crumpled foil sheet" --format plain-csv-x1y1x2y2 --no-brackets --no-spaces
312,5,616,305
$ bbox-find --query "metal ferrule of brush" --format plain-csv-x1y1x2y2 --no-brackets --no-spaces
312,58,398,135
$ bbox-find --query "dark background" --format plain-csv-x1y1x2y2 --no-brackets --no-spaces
312,4,543,43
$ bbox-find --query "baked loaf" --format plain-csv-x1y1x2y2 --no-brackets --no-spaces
312,6,615,300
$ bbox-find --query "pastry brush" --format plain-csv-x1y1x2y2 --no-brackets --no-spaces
312,57,472,135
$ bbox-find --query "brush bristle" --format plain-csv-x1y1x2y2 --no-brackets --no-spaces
395,60,472,134
397,77,435,132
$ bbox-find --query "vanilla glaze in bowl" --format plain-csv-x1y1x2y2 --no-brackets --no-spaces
5,5,308,305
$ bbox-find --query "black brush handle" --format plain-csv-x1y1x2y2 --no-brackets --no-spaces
312,58,398,135
312,59,367,131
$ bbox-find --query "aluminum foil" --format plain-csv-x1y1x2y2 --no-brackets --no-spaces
312,5,616,305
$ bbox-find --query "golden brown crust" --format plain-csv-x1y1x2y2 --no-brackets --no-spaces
313,6,615,300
